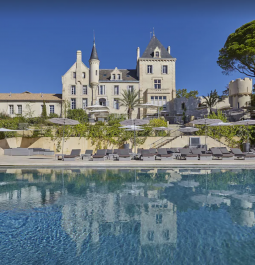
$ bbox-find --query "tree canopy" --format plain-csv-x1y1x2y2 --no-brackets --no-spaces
202,89,221,114
217,20,255,77
119,90,140,119
176,88,198,98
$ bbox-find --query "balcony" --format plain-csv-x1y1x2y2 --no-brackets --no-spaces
145,88,170,94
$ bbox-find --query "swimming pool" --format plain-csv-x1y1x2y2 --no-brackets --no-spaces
0,168,255,265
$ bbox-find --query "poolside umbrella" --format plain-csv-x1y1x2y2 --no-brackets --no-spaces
119,124,144,153
178,127,199,133
233,120,255,148
120,119,149,126
136,103,159,118
153,126,172,136
86,104,109,110
190,118,222,146
48,118,79,159
120,119,149,153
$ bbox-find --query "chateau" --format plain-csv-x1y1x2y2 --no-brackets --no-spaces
62,33,176,120
0,34,252,122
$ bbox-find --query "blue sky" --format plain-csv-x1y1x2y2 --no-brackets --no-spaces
0,1,254,96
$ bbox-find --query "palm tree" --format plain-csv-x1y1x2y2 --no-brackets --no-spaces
202,89,221,114
119,90,140,119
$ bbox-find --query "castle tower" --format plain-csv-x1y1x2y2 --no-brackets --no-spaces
229,78,252,109
89,40,100,105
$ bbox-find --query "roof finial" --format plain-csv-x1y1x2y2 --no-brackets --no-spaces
153,27,155,37
93,30,95,45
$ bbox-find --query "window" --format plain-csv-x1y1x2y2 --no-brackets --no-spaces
9,105,14,115
117,74,121,80
162,65,168,74
49,105,54,114
158,96,162,106
82,98,88,109
41,105,43,113
155,96,158,105
98,85,105,95
127,86,134,92
147,65,153,74
155,51,159,57
83,85,87,95
181,102,186,110
71,98,76,109
112,74,115,80
114,85,119,95
163,96,167,109
147,231,154,241
82,72,85,78
163,230,170,241
73,72,76,78
17,105,22,115
96,70,98,75
71,85,76,95
151,96,154,105
113,99,119,109
156,214,163,224
154,79,161,89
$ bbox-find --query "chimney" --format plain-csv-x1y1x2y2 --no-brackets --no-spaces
41,93,43,97
9,92,11,97
167,46,170,54
77,50,82,62
137,47,140,61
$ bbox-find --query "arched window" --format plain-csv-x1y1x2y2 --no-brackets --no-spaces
155,51,159,57
181,102,186,110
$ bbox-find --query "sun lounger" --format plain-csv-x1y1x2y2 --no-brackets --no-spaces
55,149,81,161
231,148,255,160
118,149,131,161
157,148,173,160
191,148,212,160
63,149,81,161
167,148,180,159
9,148,33,156
141,149,155,161
210,148,223,159
93,149,107,161
218,147,234,159
81,150,93,160
179,148,198,160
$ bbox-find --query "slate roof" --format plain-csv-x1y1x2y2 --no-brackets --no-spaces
90,43,99,60
0,92,62,101
99,69,139,82
141,35,173,59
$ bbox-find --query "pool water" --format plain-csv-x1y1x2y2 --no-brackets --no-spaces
0,168,255,265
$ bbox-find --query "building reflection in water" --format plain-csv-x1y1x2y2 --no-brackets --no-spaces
0,168,255,255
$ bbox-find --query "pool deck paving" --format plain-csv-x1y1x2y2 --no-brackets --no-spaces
1,155,255,169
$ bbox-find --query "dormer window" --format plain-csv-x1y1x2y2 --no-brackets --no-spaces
117,74,121,80
154,47,161,58
112,74,115,80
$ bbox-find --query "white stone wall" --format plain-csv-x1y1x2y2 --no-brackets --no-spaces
62,51,91,109
0,101,62,117
138,58,176,100
229,78,252,109
97,81,139,117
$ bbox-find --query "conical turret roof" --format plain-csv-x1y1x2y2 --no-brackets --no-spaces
141,35,173,59
90,42,99,60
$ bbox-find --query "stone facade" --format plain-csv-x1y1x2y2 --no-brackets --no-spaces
0,91,62,117
62,34,176,120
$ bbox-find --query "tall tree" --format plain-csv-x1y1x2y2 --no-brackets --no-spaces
119,90,140,119
202,89,221,114
217,20,255,77
176,88,198,98
41,100,47,119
